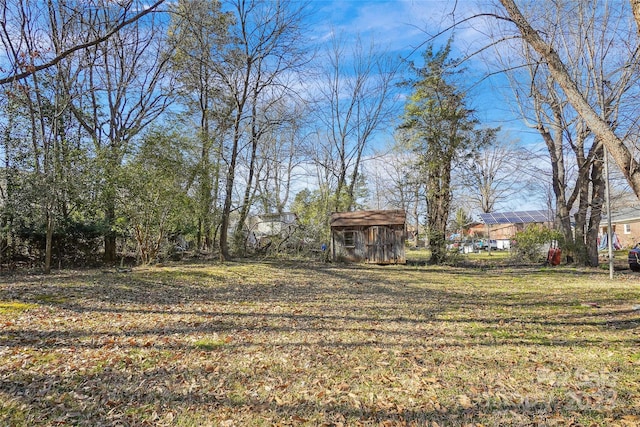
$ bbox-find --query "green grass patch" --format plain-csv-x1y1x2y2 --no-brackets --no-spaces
0,301,38,314
193,337,228,350
0,401,28,426
33,294,67,304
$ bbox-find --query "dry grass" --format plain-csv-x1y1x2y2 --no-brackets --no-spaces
1,260,639,426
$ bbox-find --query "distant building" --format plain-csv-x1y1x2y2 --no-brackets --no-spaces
330,210,406,264
473,210,555,249
599,206,640,248
246,212,298,248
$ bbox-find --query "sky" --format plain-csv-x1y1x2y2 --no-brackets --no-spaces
307,0,543,140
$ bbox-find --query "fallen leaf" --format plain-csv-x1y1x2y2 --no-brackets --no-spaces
457,394,473,409
336,382,350,391
621,415,640,423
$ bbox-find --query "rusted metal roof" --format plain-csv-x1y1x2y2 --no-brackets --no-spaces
330,210,406,227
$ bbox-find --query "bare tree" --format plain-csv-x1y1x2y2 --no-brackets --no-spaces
457,129,525,213
252,98,308,215
213,0,310,260
312,33,399,212
498,0,640,199
366,148,426,246
492,0,640,264
168,0,232,252
0,1,166,86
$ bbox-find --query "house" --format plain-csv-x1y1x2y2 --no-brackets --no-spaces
475,210,555,249
246,212,298,248
599,206,640,249
330,210,406,264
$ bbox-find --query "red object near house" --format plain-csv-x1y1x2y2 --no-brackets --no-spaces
547,247,562,266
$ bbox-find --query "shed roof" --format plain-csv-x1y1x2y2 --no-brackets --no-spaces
330,210,406,227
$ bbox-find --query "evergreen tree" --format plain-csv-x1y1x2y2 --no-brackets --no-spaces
399,41,480,264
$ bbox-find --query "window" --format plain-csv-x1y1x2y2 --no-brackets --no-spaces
624,223,632,234
343,231,355,247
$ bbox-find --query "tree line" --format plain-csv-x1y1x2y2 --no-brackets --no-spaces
1,0,640,270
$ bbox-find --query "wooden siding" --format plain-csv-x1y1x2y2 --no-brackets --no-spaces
331,227,364,262
364,225,405,264
330,210,406,264
331,225,405,264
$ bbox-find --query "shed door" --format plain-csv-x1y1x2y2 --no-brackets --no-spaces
365,226,395,263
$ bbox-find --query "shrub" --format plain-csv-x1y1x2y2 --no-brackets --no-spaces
511,225,563,263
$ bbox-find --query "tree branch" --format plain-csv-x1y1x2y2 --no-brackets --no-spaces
404,13,514,60
0,0,165,86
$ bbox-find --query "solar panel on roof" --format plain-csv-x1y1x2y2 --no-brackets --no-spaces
478,210,552,224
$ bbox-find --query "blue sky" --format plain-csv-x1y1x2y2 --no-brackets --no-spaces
307,0,540,141
310,0,440,51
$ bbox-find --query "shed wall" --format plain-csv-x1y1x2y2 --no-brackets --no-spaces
331,224,406,264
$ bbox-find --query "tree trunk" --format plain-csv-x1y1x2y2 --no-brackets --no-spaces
347,143,365,211
632,0,640,34
427,162,451,264
44,210,53,274
413,186,420,248
335,164,348,212
196,218,202,252
198,106,213,252
104,201,117,264
572,177,590,265
586,148,605,266
219,133,239,261
234,98,261,255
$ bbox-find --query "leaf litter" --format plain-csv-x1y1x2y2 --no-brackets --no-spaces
0,261,639,426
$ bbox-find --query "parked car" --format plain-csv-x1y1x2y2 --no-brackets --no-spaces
474,239,498,250
629,244,640,271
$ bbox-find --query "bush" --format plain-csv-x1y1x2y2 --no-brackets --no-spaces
13,219,106,268
511,225,563,264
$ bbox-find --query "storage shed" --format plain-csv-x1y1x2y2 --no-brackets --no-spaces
330,210,406,264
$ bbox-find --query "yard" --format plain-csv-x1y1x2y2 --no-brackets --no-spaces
1,260,639,426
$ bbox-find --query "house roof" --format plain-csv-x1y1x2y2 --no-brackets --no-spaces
330,210,406,227
601,206,640,224
249,212,297,223
478,210,554,225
